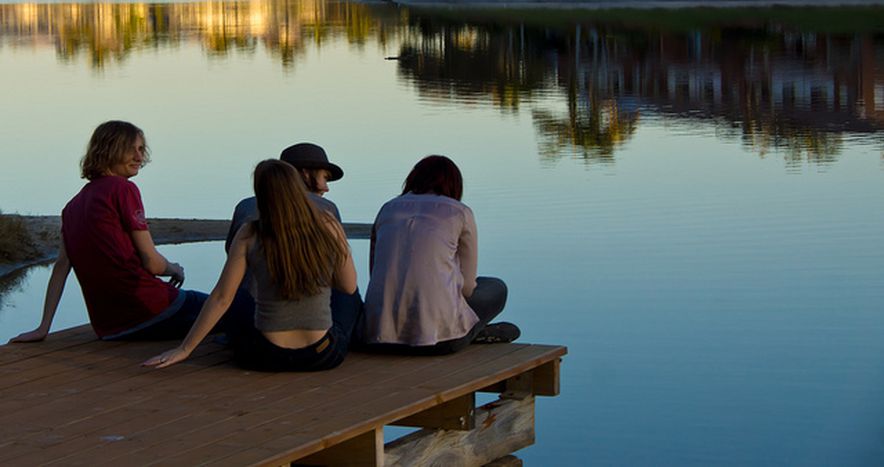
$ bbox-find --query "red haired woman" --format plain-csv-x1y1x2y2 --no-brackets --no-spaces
361,155,519,355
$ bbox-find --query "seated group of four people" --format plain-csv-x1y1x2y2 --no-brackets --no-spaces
11,121,520,371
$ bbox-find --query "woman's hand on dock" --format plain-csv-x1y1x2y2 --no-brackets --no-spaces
8,327,49,343
142,346,190,369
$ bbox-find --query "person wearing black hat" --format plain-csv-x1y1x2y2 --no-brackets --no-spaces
280,143,344,210
225,143,344,255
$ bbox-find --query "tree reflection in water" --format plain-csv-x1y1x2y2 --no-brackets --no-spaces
0,268,30,311
394,10,884,165
1,1,882,164
0,1,384,68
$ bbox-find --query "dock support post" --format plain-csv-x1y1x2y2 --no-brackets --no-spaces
296,427,383,467
392,393,475,430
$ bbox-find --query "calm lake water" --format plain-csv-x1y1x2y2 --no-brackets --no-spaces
2,1,884,464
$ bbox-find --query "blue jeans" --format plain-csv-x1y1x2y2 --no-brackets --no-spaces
358,276,508,356
106,289,253,341
229,289,364,372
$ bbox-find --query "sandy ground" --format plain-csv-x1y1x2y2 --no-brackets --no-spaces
0,215,370,279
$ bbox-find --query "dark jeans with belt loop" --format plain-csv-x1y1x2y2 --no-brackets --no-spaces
228,288,364,372
360,276,509,356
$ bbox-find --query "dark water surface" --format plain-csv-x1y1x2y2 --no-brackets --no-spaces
1,1,884,465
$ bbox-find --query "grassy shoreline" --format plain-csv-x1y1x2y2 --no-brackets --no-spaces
0,212,38,267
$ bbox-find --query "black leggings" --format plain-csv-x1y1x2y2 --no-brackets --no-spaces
360,276,508,356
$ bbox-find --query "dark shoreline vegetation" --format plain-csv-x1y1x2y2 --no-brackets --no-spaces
401,5,884,33
0,213,40,308
0,211,38,266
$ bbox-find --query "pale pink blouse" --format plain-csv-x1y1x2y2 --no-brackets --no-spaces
363,193,479,346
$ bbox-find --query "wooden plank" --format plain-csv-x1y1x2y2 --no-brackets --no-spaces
297,427,383,467
415,345,567,400
158,386,437,466
392,392,475,430
204,446,287,467
336,345,493,389
0,393,155,463
0,340,228,419
0,325,98,365
10,359,279,464
197,386,435,463
70,381,385,465
1,334,225,384
0,349,238,463
244,388,438,466
42,380,361,465
380,344,528,389
1,336,172,386
385,396,535,467
0,340,130,391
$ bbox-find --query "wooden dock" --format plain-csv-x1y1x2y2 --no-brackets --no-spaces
0,325,566,466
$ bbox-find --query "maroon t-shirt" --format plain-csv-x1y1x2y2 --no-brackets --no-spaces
62,176,178,338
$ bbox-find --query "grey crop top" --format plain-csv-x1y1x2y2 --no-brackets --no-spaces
247,241,332,332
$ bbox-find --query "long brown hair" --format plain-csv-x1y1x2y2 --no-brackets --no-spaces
402,155,463,201
253,159,346,300
81,121,150,180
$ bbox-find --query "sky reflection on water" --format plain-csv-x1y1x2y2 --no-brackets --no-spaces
1,1,884,465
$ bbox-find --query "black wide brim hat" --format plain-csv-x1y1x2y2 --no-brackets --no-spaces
279,143,344,181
